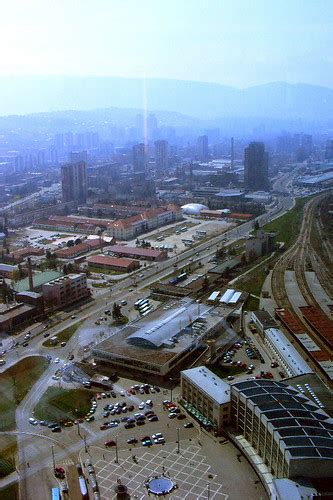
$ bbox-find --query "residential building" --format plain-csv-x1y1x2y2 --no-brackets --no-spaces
42,273,90,310
107,205,182,240
197,135,209,161
132,143,146,174
61,161,87,204
181,366,231,433
244,142,269,191
155,140,169,174
0,302,37,333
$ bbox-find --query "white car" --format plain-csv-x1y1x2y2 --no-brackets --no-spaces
29,418,38,425
152,433,163,440
52,375,60,381
54,358,60,364
138,403,145,410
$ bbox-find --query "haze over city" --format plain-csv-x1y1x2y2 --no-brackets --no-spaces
0,2,332,500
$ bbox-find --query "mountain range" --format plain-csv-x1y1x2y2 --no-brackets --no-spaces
0,76,333,122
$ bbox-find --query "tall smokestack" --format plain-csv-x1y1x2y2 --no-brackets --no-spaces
231,137,234,170
27,257,33,291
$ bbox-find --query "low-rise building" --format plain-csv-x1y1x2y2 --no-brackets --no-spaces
246,229,276,259
0,302,37,333
8,247,45,263
181,366,231,433
0,263,19,279
86,255,140,273
108,245,167,261
42,273,90,310
250,310,278,335
54,238,109,260
264,327,313,377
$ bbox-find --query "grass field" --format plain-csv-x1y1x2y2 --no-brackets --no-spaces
34,387,92,422
0,357,49,431
43,321,83,347
263,196,311,248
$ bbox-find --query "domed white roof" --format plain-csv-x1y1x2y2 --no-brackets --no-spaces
181,203,208,215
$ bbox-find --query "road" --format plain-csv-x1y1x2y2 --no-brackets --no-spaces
1,172,297,498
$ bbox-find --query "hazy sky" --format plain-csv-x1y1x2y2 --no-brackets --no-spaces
1,0,332,88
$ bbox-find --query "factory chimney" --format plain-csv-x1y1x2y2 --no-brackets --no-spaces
27,257,34,292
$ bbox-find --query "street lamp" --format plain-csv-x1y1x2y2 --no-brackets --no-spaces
115,437,119,464
207,482,211,500
176,428,180,454
170,377,173,402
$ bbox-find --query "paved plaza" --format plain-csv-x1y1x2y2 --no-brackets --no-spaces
94,443,228,499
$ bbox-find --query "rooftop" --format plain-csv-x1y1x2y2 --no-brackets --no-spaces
182,366,231,405
265,328,313,376
87,255,137,267
12,270,62,292
232,379,333,460
109,245,166,259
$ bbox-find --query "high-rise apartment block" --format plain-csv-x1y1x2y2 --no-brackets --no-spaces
197,135,209,161
61,161,87,204
132,143,146,174
155,140,168,173
244,142,269,191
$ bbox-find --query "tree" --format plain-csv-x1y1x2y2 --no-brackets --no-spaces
240,254,247,266
202,275,209,290
74,238,82,245
112,302,122,320
136,238,140,246
63,264,68,274
253,220,260,232
67,240,74,247
12,269,21,282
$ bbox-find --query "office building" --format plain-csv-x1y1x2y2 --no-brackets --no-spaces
132,143,146,174
197,135,209,161
181,366,231,432
244,142,269,191
61,161,87,204
155,140,169,173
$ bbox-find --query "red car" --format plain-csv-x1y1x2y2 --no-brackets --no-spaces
105,440,116,447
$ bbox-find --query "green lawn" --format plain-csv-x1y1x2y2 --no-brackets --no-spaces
0,484,19,500
0,357,49,431
34,387,92,422
43,321,83,347
263,196,311,248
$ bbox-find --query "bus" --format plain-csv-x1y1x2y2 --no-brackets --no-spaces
196,230,207,236
51,487,61,500
181,239,193,244
78,476,89,500
139,304,151,315
135,298,149,310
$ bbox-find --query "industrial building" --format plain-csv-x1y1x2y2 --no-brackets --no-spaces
251,310,278,335
231,379,333,479
93,299,228,379
107,245,167,261
181,366,231,432
86,255,140,273
263,328,312,377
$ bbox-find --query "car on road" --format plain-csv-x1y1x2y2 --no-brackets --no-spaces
54,358,60,364
127,437,138,444
52,375,60,381
120,300,127,306
22,342,29,347
43,332,50,337
184,422,194,428
29,418,38,425
71,315,77,319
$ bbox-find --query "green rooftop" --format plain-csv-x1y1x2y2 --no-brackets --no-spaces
13,271,63,292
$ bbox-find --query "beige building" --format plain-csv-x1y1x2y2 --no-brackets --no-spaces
42,273,90,310
181,366,231,433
